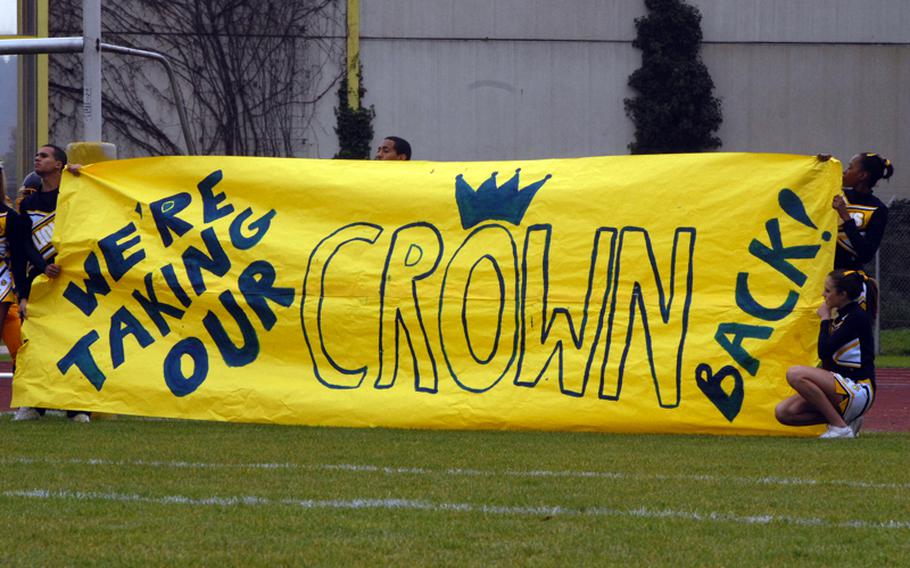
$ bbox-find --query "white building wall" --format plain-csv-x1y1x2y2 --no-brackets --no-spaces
351,0,909,200
360,39,638,161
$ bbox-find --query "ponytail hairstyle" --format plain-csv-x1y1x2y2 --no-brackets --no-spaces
829,269,879,322
858,153,895,189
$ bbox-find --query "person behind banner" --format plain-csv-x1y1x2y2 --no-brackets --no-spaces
835,153,893,311
775,270,878,438
16,171,42,210
11,145,89,423
375,136,412,161
825,152,894,269
10,146,76,317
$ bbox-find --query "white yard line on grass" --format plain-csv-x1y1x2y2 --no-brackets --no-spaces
3,456,908,491
3,488,909,530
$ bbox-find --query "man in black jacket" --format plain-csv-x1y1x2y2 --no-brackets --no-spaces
11,144,89,423
12,144,65,318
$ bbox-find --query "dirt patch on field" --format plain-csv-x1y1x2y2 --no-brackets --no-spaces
2,365,908,432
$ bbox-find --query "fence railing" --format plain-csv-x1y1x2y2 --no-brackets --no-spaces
873,198,909,355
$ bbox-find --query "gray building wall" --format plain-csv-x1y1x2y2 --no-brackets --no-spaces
333,0,908,200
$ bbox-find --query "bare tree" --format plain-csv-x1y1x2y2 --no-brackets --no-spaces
49,0,344,157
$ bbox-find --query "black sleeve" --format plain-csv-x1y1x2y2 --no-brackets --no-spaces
8,207,47,300
817,311,867,361
818,320,833,360
8,210,28,299
841,207,888,265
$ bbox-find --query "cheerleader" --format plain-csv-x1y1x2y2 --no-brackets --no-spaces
775,270,877,438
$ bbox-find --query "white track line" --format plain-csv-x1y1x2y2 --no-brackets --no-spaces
3,488,908,530
2,456,908,491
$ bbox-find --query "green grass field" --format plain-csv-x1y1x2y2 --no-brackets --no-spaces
878,354,910,367
1,417,908,566
881,328,910,355
879,328,910,368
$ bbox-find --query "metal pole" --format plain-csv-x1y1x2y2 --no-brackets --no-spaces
83,0,103,141
0,37,197,155
0,37,84,54
101,43,197,155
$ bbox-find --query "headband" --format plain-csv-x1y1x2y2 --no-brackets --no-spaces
841,270,868,281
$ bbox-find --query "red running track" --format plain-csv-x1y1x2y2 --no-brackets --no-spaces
2,364,908,432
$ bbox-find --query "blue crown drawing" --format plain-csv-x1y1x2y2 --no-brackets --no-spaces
454,169,552,229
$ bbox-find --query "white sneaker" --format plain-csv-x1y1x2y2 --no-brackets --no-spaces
70,413,91,423
819,425,854,439
848,416,864,437
12,407,41,421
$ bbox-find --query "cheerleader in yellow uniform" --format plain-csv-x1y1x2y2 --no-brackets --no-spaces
0,164,22,364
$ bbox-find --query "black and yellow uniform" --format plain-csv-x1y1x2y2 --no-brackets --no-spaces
11,188,58,302
835,188,888,270
819,301,875,420
0,203,23,360
0,202,19,303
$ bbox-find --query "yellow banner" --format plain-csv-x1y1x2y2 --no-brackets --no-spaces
14,153,840,434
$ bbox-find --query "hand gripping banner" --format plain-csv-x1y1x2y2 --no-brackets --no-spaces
14,153,840,434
